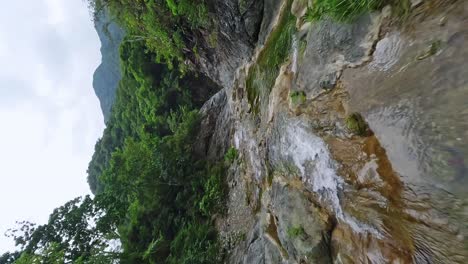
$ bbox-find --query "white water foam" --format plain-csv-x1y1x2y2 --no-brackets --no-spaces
234,125,263,182
284,121,343,212
291,35,299,74
283,119,381,236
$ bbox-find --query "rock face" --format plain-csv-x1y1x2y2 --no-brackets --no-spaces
197,0,468,263
92,10,125,122
294,13,383,97
190,0,261,88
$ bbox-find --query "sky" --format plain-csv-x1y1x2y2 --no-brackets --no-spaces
0,0,104,252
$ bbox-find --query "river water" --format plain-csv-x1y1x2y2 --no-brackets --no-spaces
338,2,468,262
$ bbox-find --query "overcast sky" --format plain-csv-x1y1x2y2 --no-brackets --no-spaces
0,0,104,252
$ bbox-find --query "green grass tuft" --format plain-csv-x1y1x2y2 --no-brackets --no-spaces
417,39,442,60
306,0,384,22
224,146,239,164
287,226,306,238
290,91,307,105
391,0,411,19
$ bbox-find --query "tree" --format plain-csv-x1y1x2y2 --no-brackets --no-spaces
2,196,120,264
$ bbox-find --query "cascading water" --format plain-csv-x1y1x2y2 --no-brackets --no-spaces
291,35,299,74
272,117,381,235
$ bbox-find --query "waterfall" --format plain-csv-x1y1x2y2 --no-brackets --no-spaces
291,35,299,74
282,118,381,236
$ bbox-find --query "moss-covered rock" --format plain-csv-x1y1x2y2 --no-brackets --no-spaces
345,113,369,136
290,91,307,105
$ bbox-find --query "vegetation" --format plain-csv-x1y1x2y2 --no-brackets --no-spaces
305,0,384,22
287,226,306,239
346,113,369,136
246,0,296,113
1,196,120,263
417,39,442,60
88,0,210,70
304,0,416,22
224,146,238,164
391,0,411,19
290,91,307,105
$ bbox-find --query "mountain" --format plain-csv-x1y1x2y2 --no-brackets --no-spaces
92,9,124,123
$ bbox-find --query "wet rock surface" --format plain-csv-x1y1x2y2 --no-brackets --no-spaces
295,12,383,98
270,182,332,263
196,0,468,262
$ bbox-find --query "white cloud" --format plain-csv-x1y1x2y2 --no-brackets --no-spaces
33,64,55,97
0,0,103,252
0,33,7,57
44,0,66,25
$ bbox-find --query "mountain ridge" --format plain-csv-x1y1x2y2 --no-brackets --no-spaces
92,9,124,123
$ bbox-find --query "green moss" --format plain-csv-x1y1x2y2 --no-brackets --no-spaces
224,146,238,164
246,0,297,114
208,30,218,48
391,0,411,19
275,162,301,178
345,113,369,136
267,172,274,187
287,226,306,238
290,91,307,105
299,38,308,58
429,40,442,55
240,232,247,241
239,0,249,13
417,40,442,60
192,45,200,60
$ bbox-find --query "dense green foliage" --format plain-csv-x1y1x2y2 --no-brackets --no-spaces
88,38,223,263
224,147,238,164
90,0,210,69
87,39,217,194
1,196,120,263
